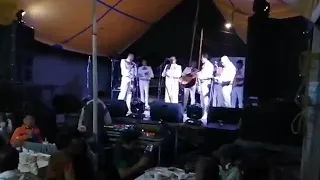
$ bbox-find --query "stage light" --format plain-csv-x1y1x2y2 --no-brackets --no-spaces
16,9,26,23
253,0,270,17
225,23,232,29
185,104,203,126
130,99,145,118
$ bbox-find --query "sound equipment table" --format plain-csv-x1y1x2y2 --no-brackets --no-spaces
104,124,165,165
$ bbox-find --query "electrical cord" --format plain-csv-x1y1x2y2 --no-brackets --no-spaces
291,52,312,135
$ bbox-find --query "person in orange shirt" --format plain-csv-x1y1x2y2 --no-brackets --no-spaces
10,115,42,145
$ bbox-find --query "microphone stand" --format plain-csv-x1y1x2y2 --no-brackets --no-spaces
157,64,164,100
157,59,169,100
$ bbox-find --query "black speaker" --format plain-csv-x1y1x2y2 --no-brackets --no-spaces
0,22,34,82
150,101,184,123
105,100,127,118
240,100,302,146
208,107,242,124
245,15,308,103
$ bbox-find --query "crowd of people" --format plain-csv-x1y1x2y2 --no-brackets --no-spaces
0,106,273,180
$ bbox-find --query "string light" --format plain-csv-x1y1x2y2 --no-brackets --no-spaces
86,56,91,98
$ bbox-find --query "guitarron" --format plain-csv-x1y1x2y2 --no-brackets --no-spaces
180,72,197,88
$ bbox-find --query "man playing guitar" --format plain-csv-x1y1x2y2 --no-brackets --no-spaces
181,61,198,110
197,53,214,121
118,53,137,115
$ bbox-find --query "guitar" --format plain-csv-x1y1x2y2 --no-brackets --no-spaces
180,71,198,88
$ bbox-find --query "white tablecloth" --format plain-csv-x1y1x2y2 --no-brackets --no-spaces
18,148,50,175
135,167,195,180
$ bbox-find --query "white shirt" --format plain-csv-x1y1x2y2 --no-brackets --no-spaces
161,64,182,78
120,59,137,78
182,67,198,76
219,62,236,83
138,66,154,80
197,59,214,80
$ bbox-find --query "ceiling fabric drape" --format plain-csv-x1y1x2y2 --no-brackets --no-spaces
213,0,319,43
0,0,182,56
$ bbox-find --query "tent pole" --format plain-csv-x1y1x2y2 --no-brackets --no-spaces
92,0,98,141
189,0,200,65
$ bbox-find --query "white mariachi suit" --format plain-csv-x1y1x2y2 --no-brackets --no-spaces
118,59,137,113
218,60,236,107
161,64,182,103
231,68,244,108
182,67,197,110
197,59,214,120
138,66,154,108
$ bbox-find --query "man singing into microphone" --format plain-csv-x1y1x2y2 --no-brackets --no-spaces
231,60,244,108
197,53,214,121
218,56,236,107
118,53,137,115
161,56,182,103
138,60,154,109
182,61,198,110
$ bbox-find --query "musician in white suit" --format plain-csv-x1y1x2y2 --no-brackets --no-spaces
161,56,182,103
231,60,244,108
197,53,214,121
218,56,236,107
182,61,198,110
118,54,137,115
138,60,154,109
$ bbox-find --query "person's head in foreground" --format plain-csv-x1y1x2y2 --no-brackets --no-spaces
120,130,141,150
195,157,220,180
55,128,87,156
213,144,240,168
0,147,19,172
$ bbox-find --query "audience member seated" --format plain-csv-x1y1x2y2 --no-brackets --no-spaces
11,129,97,174
195,157,220,180
10,115,42,145
113,130,150,180
45,129,95,180
213,144,242,180
0,147,40,180
0,113,13,145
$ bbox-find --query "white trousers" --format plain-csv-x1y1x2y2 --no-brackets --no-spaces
200,80,211,119
231,86,243,108
183,85,196,109
222,85,232,107
139,80,150,107
212,84,223,107
164,78,179,103
118,77,132,112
